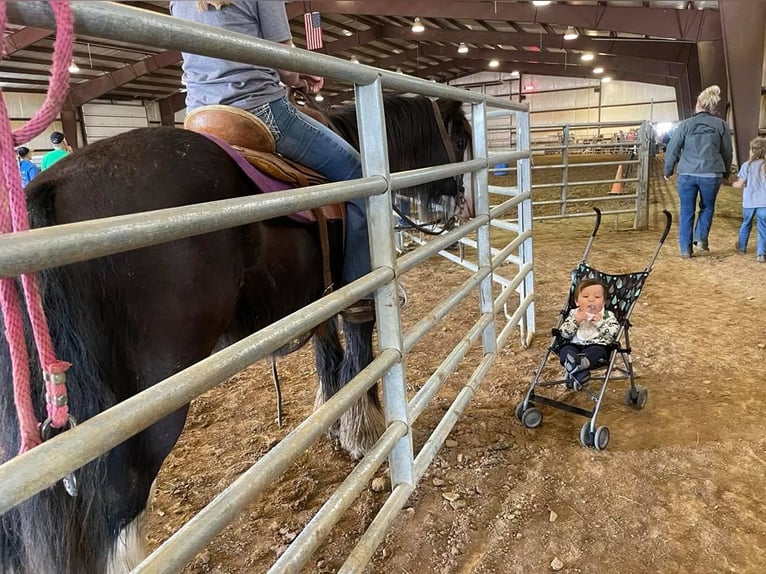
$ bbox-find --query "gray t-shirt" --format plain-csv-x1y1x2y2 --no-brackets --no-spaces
169,0,291,111
738,159,766,209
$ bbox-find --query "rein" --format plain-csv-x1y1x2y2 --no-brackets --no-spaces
0,1,75,454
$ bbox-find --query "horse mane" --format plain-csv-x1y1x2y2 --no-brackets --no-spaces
330,95,467,222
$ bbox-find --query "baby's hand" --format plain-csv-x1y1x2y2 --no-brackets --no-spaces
574,308,588,322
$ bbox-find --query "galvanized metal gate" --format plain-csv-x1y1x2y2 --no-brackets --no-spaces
0,3,534,571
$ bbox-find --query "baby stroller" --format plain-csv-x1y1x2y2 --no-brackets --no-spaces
515,208,672,450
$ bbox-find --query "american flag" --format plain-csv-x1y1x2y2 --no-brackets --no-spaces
304,11,323,50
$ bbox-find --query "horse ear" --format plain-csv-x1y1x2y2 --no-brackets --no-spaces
436,98,464,119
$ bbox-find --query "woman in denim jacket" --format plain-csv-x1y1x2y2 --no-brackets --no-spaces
664,85,733,258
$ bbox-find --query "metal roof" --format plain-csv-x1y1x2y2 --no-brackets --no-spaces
1,1,721,105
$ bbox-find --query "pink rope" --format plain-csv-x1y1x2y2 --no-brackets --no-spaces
0,1,75,453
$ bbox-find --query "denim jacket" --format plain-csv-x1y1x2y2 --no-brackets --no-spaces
664,111,733,178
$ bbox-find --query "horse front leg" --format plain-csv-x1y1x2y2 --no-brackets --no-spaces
337,319,385,460
312,318,344,439
313,317,385,460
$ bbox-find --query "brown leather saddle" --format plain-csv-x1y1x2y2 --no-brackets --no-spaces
184,105,344,295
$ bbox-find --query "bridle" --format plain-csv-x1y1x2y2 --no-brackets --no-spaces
393,99,468,235
289,89,469,236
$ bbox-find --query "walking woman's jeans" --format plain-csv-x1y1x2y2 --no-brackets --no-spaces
250,96,368,290
676,174,722,255
738,206,766,257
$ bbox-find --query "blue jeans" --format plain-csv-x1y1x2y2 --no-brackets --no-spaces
738,206,766,257
676,175,722,254
250,96,368,291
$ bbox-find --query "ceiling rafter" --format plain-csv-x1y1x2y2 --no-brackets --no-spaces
285,1,721,42
64,51,181,109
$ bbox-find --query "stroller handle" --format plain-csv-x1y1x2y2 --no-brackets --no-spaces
591,207,602,237
659,210,672,244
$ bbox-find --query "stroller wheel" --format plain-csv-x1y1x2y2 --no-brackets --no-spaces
514,401,526,421
624,385,649,410
521,407,543,429
594,426,610,451
634,386,648,409
579,422,593,448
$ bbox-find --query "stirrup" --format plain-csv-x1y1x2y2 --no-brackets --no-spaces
341,300,375,324
341,287,407,324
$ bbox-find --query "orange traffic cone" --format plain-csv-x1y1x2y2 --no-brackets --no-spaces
610,164,624,194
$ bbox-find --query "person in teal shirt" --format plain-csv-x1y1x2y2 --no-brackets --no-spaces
41,131,71,170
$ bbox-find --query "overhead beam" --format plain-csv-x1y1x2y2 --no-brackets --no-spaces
405,46,685,81
287,1,721,42
325,58,675,106
64,51,182,109
361,27,693,63
3,27,51,55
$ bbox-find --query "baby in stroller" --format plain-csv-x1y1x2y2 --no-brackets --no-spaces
558,278,620,387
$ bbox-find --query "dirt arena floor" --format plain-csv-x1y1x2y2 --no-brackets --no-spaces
147,156,766,573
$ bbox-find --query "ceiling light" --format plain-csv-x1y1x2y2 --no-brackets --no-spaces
580,52,594,61
396,67,403,74
411,17,425,33
68,61,80,74
532,1,552,5
314,93,324,102
601,76,612,83
488,59,500,68
563,26,578,40
510,70,520,77
457,42,469,54
350,55,359,63
342,29,353,37
593,66,604,74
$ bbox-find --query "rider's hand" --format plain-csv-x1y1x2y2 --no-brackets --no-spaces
300,74,324,94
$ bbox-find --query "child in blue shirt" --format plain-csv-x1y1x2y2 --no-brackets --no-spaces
733,136,766,262
16,147,39,187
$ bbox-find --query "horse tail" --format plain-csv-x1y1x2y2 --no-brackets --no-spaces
0,178,127,573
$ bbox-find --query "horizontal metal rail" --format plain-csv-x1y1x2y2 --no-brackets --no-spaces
0,156,486,280
531,177,638,189
268,421,407,574
403,267,491,356
0,178,384,279
534,208,636,220
338,483,413,574
414,351,497,481
527,159,640,170
409,311,495,422
6,1,527,111
0,267,392,515
534,193,638,206
134,347,402,572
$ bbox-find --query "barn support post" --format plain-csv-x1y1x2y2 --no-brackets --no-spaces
696,40,729,120
60,107,78,149
560,124,570,216
719,0,766,166
635,120,651,230
471,101,498,355
515,109,535,347
354,78,415,491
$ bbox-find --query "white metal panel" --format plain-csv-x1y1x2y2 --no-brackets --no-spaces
82,102,149,142
82,102,148,118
